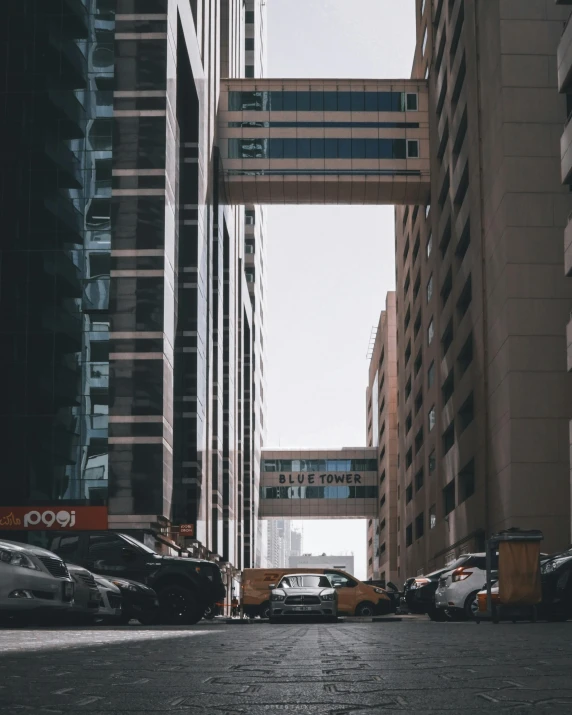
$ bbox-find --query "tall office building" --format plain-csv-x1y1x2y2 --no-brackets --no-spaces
394,0,572,580
557,0,572,552
0,0,266,573
366,294,398,584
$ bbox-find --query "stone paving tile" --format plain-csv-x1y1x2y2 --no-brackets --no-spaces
1,620,572,713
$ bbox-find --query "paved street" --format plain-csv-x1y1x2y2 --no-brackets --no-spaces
2,619,572,714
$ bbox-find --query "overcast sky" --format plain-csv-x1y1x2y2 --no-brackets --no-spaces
265,0,417,579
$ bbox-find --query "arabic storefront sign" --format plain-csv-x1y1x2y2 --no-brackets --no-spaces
277,473,363,485
0,506,108,530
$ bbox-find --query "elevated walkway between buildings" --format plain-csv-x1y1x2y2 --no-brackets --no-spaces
218,78,430,205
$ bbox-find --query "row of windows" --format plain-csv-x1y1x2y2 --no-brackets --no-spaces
229,121,420,129
263,459,377,472
260,486,378,500
229,91,419,113
229,138,420,160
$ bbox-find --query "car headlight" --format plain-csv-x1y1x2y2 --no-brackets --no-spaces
270,591,286,601
0,548,39,570
111,579,138,591
542,557,572,575
373,588,386,595
320,590,336,601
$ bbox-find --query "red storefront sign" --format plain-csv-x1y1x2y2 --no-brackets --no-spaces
0,506,108,531
180,524,195,537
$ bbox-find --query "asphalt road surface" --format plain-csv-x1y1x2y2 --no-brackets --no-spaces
2,618,572,714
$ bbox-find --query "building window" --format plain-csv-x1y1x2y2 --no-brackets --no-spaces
415,467,424,492
415,389,423,415
459,458,475,503
441,319,453,355
407,140,420,158
422,26,428,56
407,93,419,111
426,232,433,259
442,369,454,405
406,523,413,547
443,480,456,515
380,542,386,554
427,318,434,345
415,512,424,539
380,493,386,507
245,10,255,23
406,483,413,504
245,65,255,78
245,38,255,50
427,361,435,388
430,504,436,529
428,450,436,475
427,275,433,303
406,448,413,469
441,268,453,307
414,349,423,376
415,426,424,454
428,406,436,431
458,332,473,376
442,421,455,455
459,392,474,433
406,412,412,435
457,274,472,319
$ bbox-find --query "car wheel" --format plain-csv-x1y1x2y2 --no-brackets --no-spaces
355,602,376,617
259,602,271,619
427,607,447,622
158,585,202,625
203,606,215,620
465,591,480,621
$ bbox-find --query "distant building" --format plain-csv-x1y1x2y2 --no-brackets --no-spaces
289,554,355,576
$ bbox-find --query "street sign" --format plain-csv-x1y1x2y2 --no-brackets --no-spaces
180,524,195,537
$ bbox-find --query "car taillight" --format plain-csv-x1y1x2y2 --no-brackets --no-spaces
451,567,472,582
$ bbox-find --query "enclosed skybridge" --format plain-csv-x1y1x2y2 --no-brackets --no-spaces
260,449,378,519
218,79,429,205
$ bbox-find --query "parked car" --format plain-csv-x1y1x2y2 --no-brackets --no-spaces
93,575,123,623
434,553,490,620
405,556,482,620
539,548,572,621
364,580,400,614
102,577,160,625
65,563,102,625
0,539,74,625
400,577,416,613
269,573,338,623
48,532,224,625
242,567,392,618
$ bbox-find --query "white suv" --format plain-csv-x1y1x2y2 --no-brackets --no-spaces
434,553,490,620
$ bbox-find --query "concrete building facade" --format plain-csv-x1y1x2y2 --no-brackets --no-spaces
366,293,399,585
394,0,572,582
289,553,355,576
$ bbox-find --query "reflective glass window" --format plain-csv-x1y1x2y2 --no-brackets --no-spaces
365,92,378,111
297,138,311,158
393,139,407,159
283,91,297,111
407,140,419,158
407,93,419,111
310,91,324,111
351,92,365,111
352,138,366,159
338,138,351,158
365,139,378,159
269,139,284,158
245,38,255,50
324,139,338,158
378,92,392,112
297,91,310,111
392,92,406,112
324,91,338,111
283,139,297,158
310,138,324,158
337,92,351,111
379,139,393,159
269,91,283,110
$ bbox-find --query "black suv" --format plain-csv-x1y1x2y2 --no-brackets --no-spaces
48,532,225,625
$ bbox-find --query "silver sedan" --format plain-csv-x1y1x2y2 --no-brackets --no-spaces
269,574,338,623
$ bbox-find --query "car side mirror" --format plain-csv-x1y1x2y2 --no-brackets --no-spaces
268,583,276,589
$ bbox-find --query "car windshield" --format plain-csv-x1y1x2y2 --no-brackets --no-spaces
279,575,331,589
120,534,157,555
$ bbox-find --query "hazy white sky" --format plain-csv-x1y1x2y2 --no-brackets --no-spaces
265,0,417,579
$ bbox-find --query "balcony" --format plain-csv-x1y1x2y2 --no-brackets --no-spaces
557,10,572,93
